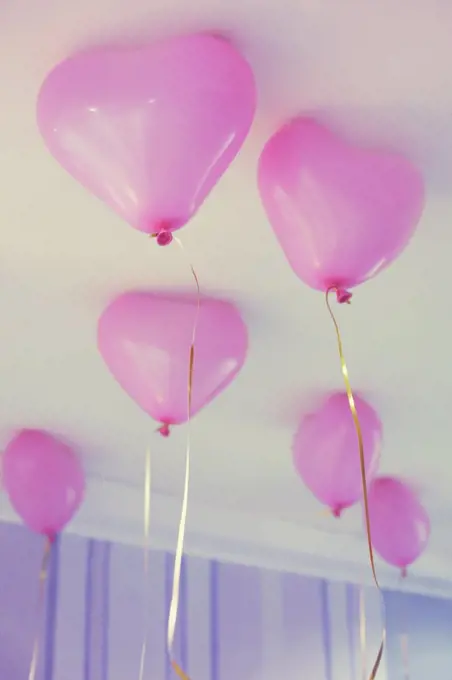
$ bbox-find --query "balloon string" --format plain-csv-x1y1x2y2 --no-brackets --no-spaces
28,535,53,680
166,236,200,680
400,634,410,680
138,445,152,680
325,288,386,680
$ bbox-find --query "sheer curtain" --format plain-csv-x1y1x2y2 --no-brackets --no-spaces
0,522,450,680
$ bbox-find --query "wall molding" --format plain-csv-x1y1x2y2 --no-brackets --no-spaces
1,476,451,601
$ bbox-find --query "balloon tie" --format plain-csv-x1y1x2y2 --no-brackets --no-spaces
28,535,53,680
167,235,200,680
156,230,173,247
335,287,353,304
156,423,171,438
150,222,174,247
325,287,386,680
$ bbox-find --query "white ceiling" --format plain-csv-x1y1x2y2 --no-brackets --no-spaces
1,0,452,595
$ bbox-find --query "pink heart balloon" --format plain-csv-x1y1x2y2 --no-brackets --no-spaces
97,291,248,429
258,118,425,291
37,34,256,235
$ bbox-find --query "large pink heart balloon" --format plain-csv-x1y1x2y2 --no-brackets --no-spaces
2,430,85,536
97,291,248,430
293,392,381,516
37,34,256,236
258,118,425,291
367,476,430,572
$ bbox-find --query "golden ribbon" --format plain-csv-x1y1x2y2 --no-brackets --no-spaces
325,287,386,680
28,536,53,680
168,237,200,680
138,445,152,680
144,233,198,680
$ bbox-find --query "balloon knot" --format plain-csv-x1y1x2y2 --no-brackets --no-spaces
157,423,171,437
401,567,408,579
151,227,173,246
336,288,353,304
332,507,342,518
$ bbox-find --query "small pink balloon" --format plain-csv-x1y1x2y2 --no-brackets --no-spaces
97,292,248,429
367,476,430,571
37,33,256,236
293,392,381,516
2,430,85,536
258,118,425,291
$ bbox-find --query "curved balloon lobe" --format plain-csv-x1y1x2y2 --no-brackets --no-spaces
37,33,257,235
97,291,248,425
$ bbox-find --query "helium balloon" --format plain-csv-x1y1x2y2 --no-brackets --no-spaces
2,430,85,536
97,291,248,432
37,33,256,239
293,392,381,516
258,118,424,291
367,476,430,572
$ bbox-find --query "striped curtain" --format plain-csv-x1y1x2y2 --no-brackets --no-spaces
0,524,451,680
